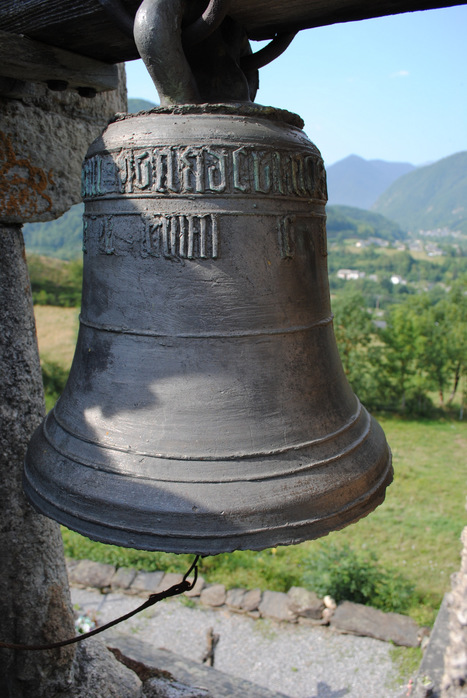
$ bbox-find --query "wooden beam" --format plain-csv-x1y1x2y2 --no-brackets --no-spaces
0,1,465,62
230,0,467,39
0,29,119,91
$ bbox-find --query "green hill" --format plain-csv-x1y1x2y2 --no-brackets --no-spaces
23,204,84,260
128,98,158,112
372,152,467,234
326,205,406,242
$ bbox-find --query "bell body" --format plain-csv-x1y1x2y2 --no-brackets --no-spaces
24,105,392,554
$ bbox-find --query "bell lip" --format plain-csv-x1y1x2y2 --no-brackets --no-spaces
23,411,393,555
23,453,392,555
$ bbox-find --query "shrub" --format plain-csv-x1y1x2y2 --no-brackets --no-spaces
302,543,416,614
41,360,69,409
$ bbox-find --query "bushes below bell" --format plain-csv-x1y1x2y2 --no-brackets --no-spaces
302,543,417,614
41,360,68,409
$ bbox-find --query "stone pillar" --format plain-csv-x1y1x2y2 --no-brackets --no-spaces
441,526,467,697
0,67,140,696
0,223,77,695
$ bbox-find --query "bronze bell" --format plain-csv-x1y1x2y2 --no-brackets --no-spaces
23,103,392,554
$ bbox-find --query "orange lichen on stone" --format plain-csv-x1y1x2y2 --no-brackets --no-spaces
0,130,53,220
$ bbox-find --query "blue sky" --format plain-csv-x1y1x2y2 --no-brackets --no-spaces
125,5,467,166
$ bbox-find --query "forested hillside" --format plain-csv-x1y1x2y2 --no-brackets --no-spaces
23,204,84,260
327,205,406,242
373,151,467,234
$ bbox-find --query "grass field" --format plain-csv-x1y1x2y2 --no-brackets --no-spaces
34,305,79,369
35,306,466,626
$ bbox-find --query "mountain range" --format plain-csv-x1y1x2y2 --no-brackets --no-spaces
326,155,415,209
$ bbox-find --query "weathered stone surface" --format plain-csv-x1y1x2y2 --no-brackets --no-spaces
331,601,420,647
297,616,328,626
322,607,335,624
0,225,77,696
185,575,206,598
226,588,246,610
288,586,325,619
155,573,184,594
412,595,446,697
241,588,262,612
71,638,142,697
0,66,126,224
143,676,211,697
259,591,298,623
107,634,288,698
69,560,116,589
200,584,226,607
111,567,137,591
441,526,467,697
129,571,165,595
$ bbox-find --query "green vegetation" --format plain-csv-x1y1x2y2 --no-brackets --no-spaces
389,646,423,688
41,360,69,411
27,253,83,307
373,151,467,234
24,204,84,260
302,543,416,613
332,282,466,416
327,205,406,243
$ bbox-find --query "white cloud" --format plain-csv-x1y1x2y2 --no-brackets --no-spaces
390,70,410,78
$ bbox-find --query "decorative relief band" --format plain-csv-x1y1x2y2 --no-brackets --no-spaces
278,214,327,260
82,146,327,201
84,213,219,260
83,211,326,262
143,214,218,259
278,215,296,259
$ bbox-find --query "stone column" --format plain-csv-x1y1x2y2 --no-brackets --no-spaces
0,68,141,696
0,223,77,695
441,526,467,697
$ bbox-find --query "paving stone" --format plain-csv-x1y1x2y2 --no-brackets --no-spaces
322,607,335,624
185,575,206,598
259,590,298,623
111,567,137,591
200,584,226,607
225,588,246,610
287,586,325,619
155,573,185,594
297,616,328,627
69,559,116,589
241,588,262,612
143,675,212,697
330,601,420,647
129,571,165,595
